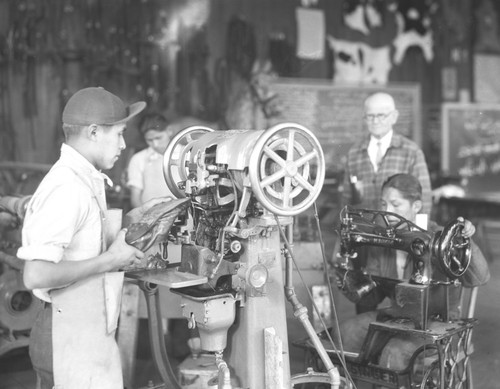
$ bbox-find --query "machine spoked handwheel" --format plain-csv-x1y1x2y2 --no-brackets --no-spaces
433,217,471,279
408,345,441,389
248,122,325,216
418,360,440,389
163,126,215,198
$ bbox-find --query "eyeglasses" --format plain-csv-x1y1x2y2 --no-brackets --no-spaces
363,111,394,122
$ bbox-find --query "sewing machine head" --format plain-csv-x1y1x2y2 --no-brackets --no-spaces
337,206,471,282
335,205,472,329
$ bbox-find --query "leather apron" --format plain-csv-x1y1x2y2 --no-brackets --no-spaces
51,171,124,389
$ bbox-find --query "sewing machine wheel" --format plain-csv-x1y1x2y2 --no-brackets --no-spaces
417,360,440,389
163,126,215,198
0,267,40,333
433,218,471,279
248,122,325,216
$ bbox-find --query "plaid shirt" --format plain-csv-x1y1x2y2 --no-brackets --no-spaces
342,133,433,214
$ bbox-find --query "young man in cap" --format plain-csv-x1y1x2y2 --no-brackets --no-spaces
17,87,155,388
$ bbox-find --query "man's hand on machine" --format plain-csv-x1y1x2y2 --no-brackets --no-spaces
124,197,191,254
114,196,176,271
105,228,145,271
458,217,476,239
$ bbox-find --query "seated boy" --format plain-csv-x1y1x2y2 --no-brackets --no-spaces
332,173,490,371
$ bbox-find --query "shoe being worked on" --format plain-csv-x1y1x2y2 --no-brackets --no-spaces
125,198,191,253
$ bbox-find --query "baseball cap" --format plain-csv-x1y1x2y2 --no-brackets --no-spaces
62,87,146,126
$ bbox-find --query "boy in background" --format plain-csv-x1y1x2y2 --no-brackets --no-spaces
127,112,176,208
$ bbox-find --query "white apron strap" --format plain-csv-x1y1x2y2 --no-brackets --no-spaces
103,208,125,334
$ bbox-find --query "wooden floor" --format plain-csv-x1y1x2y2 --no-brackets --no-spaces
1,260,500,389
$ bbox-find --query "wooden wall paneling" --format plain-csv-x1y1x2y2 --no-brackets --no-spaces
206,0,298,83
0,0,475,179
0,1,12,159
438,0,474,102
205,0,299,128
7,63,62,164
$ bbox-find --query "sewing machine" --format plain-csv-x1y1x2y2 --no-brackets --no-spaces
126,123,343,389
295,206,475,389
335,206,471,330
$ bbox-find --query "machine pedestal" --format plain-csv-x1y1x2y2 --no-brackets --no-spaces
178,354,218,389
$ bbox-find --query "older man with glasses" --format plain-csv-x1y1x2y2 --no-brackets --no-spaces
341,92,432,221
340,93,432,313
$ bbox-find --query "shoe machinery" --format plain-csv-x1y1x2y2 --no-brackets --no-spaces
124,122,349,389
0,124,478,389
293,206,477,389
0,195,39,357
123,122,477,389
122,123,368,389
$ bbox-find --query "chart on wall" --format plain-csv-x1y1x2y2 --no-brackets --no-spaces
266,78,421,174
442,103,500,187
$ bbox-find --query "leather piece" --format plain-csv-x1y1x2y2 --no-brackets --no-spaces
125,198,191,266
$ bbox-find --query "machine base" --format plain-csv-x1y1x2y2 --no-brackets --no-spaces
178,354,219,389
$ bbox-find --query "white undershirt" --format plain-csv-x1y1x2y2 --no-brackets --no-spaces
396,250,407,279
368,130,393,172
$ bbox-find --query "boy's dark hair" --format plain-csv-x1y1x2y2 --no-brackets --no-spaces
138,113,168,135
382,173,422,202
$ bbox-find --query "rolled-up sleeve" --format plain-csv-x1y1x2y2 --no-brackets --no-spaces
460,239,490,288
17,181,86,263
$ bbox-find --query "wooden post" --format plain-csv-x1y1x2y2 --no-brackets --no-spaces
117,280,141,389
264,327,284,389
